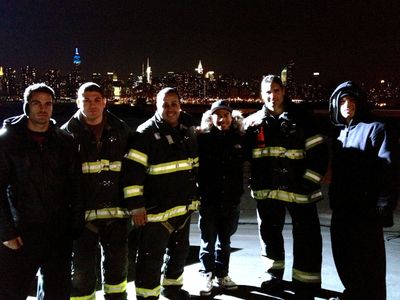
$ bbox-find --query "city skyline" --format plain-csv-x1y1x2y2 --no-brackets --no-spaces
1,1,399,86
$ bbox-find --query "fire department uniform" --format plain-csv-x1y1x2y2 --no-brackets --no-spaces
62,111,132,300
122,111,198,300
245,103,328,294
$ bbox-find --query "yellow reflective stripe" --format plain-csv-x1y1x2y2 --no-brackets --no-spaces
147,200,200,222
292,268,321,283
251,189,323,203
70,291,96,300
305,134,324,150
252,147,304,160
125,149,148,167
85,207,129,221
82,160,121,173
192,156,199,167
162,274,184,286
136,285,161,298
123,185,143,199
148,157,198,175
104,279,127,294
271,260,285,270
303,169,323,184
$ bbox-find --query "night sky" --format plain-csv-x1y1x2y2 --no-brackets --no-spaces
1,0,399,86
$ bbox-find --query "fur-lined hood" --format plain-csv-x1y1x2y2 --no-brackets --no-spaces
198,109,245,134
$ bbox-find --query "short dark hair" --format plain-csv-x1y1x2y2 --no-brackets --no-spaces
77,82,104,100
261,74,284,94
156,87,180,104
23,83,55,103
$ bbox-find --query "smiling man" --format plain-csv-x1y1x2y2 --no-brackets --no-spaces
0,83,83,300
122,87,198,300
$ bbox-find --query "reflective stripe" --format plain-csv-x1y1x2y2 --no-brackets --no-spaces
305,134,324,150
70,291,96,300
125,149,148,167
104,279,127,294
303,169,323,184
148,157,199,175
147,200,200,223
270,260,285,270
123,185,143,199
162,274,184,286
292,268,321,283
82,160,121,173
251,189,323,203
85,207,129,221
136,285,161,298
252,147,304,160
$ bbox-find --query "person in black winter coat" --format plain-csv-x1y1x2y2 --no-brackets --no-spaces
0,83,83,300
328,81,397,300
196,100,245,296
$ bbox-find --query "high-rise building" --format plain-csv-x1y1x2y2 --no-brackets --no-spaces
21,66,38,91
68,47,83,97
195,60,204,75
146,57,152,84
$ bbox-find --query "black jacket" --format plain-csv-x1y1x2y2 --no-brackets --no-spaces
122,111,199,221
62,110,132,221
0,115,83,242
197,109,245,207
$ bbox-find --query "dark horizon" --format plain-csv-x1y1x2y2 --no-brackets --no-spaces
1,1,400,86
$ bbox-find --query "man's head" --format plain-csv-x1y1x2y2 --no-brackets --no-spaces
23,83,55,131
210,99,233,131
261,75,286,115
156,87,181,127
329,81,368,125
76,82,106,125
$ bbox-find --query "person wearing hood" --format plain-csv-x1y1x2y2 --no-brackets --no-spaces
244,75,329,299
196,100,245,296
328,81,397,300
0,83,83,299
62,82,133,300
121,87,198,300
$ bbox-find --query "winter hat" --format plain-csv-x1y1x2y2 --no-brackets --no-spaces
210,100,232,114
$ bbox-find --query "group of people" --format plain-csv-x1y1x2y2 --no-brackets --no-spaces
0,75,396,300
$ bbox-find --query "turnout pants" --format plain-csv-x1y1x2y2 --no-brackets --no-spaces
71,218,128,300
135,213,191,300
0,224,72,300
331,209,386,300
257,199,322,294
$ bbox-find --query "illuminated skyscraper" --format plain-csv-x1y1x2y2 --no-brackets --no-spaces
21,66,38,91
195,60,203,75
146,57,152,84
68,47,83,97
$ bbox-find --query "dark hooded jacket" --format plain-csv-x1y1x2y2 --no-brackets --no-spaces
62,110,132,221
328,81,397,221
0,115,83,242
197,109,245,207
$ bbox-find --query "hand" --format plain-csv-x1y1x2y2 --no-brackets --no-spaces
3,237,23,250
131,210,148,227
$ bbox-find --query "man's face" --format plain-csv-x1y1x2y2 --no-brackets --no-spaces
212,109,232,131
157,92,181,127
77,91,106,124
28,91,53,126
339,96,356,122
262,82,285,114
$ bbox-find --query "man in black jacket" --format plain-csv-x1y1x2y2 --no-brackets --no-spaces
0,83,83,300
62,82,133,300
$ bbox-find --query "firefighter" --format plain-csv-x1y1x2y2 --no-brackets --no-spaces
244,75,329,299
62,82,133,300
122,87,198,300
